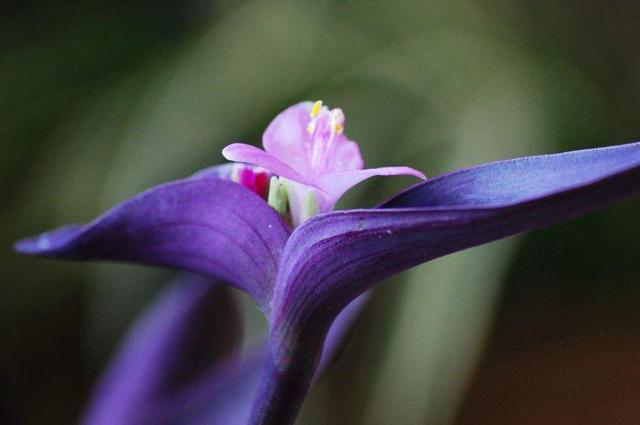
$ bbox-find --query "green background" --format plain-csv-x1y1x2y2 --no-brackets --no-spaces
2,1,639,424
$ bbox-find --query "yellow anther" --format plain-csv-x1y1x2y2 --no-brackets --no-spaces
330,108,344,134
307,121,316,134
310,100,323,118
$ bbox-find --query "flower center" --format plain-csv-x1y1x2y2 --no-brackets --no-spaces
305,100,346,180
222,100,424,227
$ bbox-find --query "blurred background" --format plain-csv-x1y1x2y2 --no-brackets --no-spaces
2,1,640,424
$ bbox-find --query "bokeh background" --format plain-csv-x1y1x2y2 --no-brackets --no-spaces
2,1,640,424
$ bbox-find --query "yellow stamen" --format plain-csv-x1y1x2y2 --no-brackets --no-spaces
307,121,316,134
335,123,344,134
310,100,323,118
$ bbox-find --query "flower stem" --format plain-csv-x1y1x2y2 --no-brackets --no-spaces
248,336,323,425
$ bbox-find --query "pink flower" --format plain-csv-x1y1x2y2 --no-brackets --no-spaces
222,101,426,225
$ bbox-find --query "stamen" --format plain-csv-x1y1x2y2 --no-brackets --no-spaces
307,121,316,134
299,191,319,224
310,100,323,118
267,176,289,216
330,108,345,134
308,104,345,178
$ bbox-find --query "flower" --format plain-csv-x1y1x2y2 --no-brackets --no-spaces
81,274,367,425
15,100,640,425
222,101,426,225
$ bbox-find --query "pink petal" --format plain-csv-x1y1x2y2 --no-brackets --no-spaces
262,102,314,175
329,138,364,173
314,167,427,206
222,143,308,184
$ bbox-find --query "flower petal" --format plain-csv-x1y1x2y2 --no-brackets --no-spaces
82,275,241,425
262,101,313,174
271,141,640,363
314,166,427,207
329,139,364,173
222,143,308,184
15,176,290,309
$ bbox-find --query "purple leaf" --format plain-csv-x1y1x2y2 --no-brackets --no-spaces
167,294,368,425
82,275,241,425
273,142,640,335
15,177,291,309
82,275,367,425
251,142,640,425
